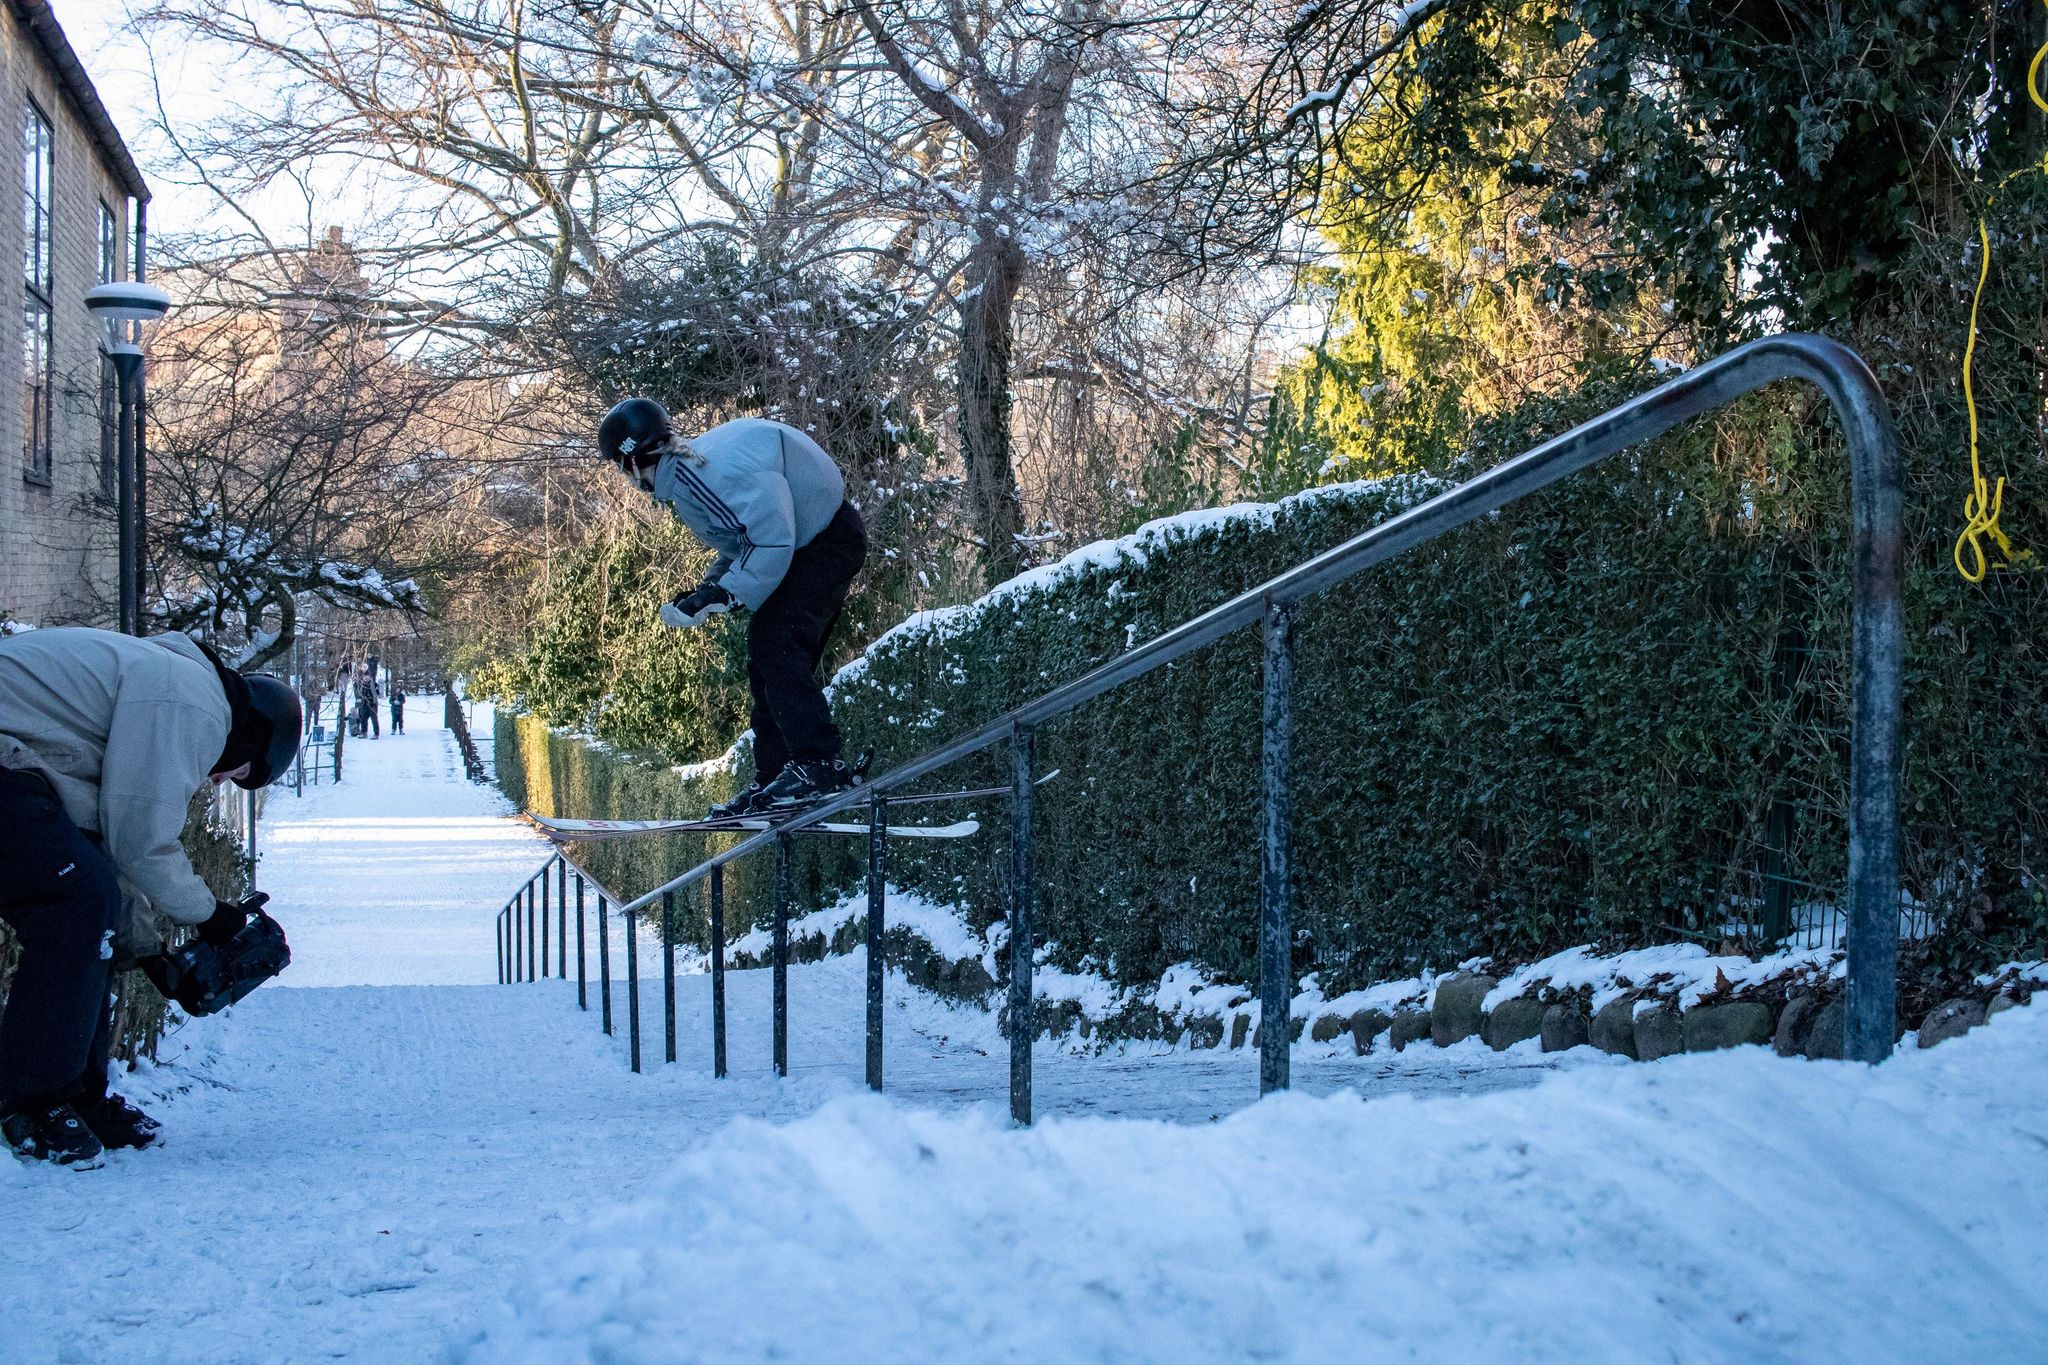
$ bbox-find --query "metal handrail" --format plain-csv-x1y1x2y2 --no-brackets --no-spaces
495,846,730,1078
514,333,1904,1118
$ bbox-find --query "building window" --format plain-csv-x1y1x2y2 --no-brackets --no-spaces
22,100,53,483
99,199,120,284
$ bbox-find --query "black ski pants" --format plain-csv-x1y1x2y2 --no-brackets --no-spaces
747,500,866,782
0,768,122,1107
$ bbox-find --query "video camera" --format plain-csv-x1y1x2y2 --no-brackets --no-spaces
139,900,291,1016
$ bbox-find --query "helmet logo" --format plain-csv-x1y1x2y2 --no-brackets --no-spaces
619,436,637,455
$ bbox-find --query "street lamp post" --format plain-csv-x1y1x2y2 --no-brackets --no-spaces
85,281,172,635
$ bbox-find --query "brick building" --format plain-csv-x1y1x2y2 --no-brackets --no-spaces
0,0,149,626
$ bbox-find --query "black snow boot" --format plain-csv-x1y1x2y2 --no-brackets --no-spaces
759,758,855,810
2,1099,106,1169
708,783,769,821
73,1091,160,1150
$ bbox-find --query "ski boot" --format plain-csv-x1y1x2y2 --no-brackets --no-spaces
2,1099,106,1169
74,1091,161,1151
759,757,857,810
707,782,770,822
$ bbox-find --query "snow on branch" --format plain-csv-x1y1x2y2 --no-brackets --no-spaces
163,503,424,628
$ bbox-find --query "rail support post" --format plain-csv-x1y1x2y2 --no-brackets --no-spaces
662,890,678,1064
710,863,727,1079
526,882,536,981
1009,723,1035,1126
1259,600,1295,1095
540,866,550,979
496,911,506,984
625,900,642,1074
575,873,587,1010
558,859,568,978
598,893,613,1036
866,791,887,1092
773,834,790,1078
510,902,520,983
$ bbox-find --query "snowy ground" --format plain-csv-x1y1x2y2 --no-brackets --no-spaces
3,709,2043,1362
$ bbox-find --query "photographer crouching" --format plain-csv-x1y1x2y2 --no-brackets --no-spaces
0,626,300,1169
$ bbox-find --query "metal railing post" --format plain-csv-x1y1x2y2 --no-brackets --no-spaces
558,859,568,978
1009,722,1035,1126
526,882,536,981
496,910,505,984
539,864,550,979
773,834,790,1078
866,791,887,1092
710,863,727,1079
598,892,613,1036
625,901,642,1073
662,890,678,1065
1259,600,1294,1095
510,901,521,982
575,873,587,1010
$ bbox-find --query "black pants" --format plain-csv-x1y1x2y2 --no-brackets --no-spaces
0,768,123,1107
748,501,866,782
390,704,404,734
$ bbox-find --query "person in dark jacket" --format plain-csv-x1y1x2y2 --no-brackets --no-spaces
598,399,867,815
0,628,300,1167
389,686,405,735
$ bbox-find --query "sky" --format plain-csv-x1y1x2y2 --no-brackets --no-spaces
67,1,376,257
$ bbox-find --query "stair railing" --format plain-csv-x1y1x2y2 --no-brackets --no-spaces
500,333,1903,1124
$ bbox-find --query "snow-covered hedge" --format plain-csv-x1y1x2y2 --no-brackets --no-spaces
495,385,2048,989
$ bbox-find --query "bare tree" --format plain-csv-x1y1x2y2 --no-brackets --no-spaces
143,236,515,668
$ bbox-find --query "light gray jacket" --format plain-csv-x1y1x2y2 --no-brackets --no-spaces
0,628,228,927
651,418,847,611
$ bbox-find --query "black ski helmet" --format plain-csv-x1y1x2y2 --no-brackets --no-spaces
238,675,304,789
597,397,673,470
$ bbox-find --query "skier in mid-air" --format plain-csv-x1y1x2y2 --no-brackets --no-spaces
598,398,867,817
0,627,301,1168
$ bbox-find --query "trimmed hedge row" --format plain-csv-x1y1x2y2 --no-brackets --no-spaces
496,385,2047,990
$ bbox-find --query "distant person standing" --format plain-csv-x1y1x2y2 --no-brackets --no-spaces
388,686,405,735
359,675,381,739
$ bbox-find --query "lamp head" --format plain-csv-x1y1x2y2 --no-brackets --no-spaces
85,281,172,353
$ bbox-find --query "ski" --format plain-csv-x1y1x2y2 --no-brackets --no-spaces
529,769,1058,842
533,814,980,841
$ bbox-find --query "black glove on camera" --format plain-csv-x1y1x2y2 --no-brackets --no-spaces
199,892,269,945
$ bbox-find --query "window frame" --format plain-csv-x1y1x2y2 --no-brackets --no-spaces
22,95,54,486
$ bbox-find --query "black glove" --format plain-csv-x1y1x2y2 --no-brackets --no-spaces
659,582,735,629
199,892,271,945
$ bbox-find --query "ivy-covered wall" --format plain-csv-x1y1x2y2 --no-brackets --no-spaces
496,387,2047,993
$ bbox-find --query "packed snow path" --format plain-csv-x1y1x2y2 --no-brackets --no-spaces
4,708,2044,1361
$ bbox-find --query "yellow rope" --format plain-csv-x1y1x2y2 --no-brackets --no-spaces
1954,16,2048,582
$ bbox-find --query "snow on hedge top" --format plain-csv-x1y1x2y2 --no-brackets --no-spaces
831,471,1446,691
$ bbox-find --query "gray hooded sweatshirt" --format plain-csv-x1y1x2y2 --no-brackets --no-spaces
0,628,228,927
651,417,847,611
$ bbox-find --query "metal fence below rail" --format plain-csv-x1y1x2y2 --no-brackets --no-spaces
495,850,739,1082
491,332,1905,1124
